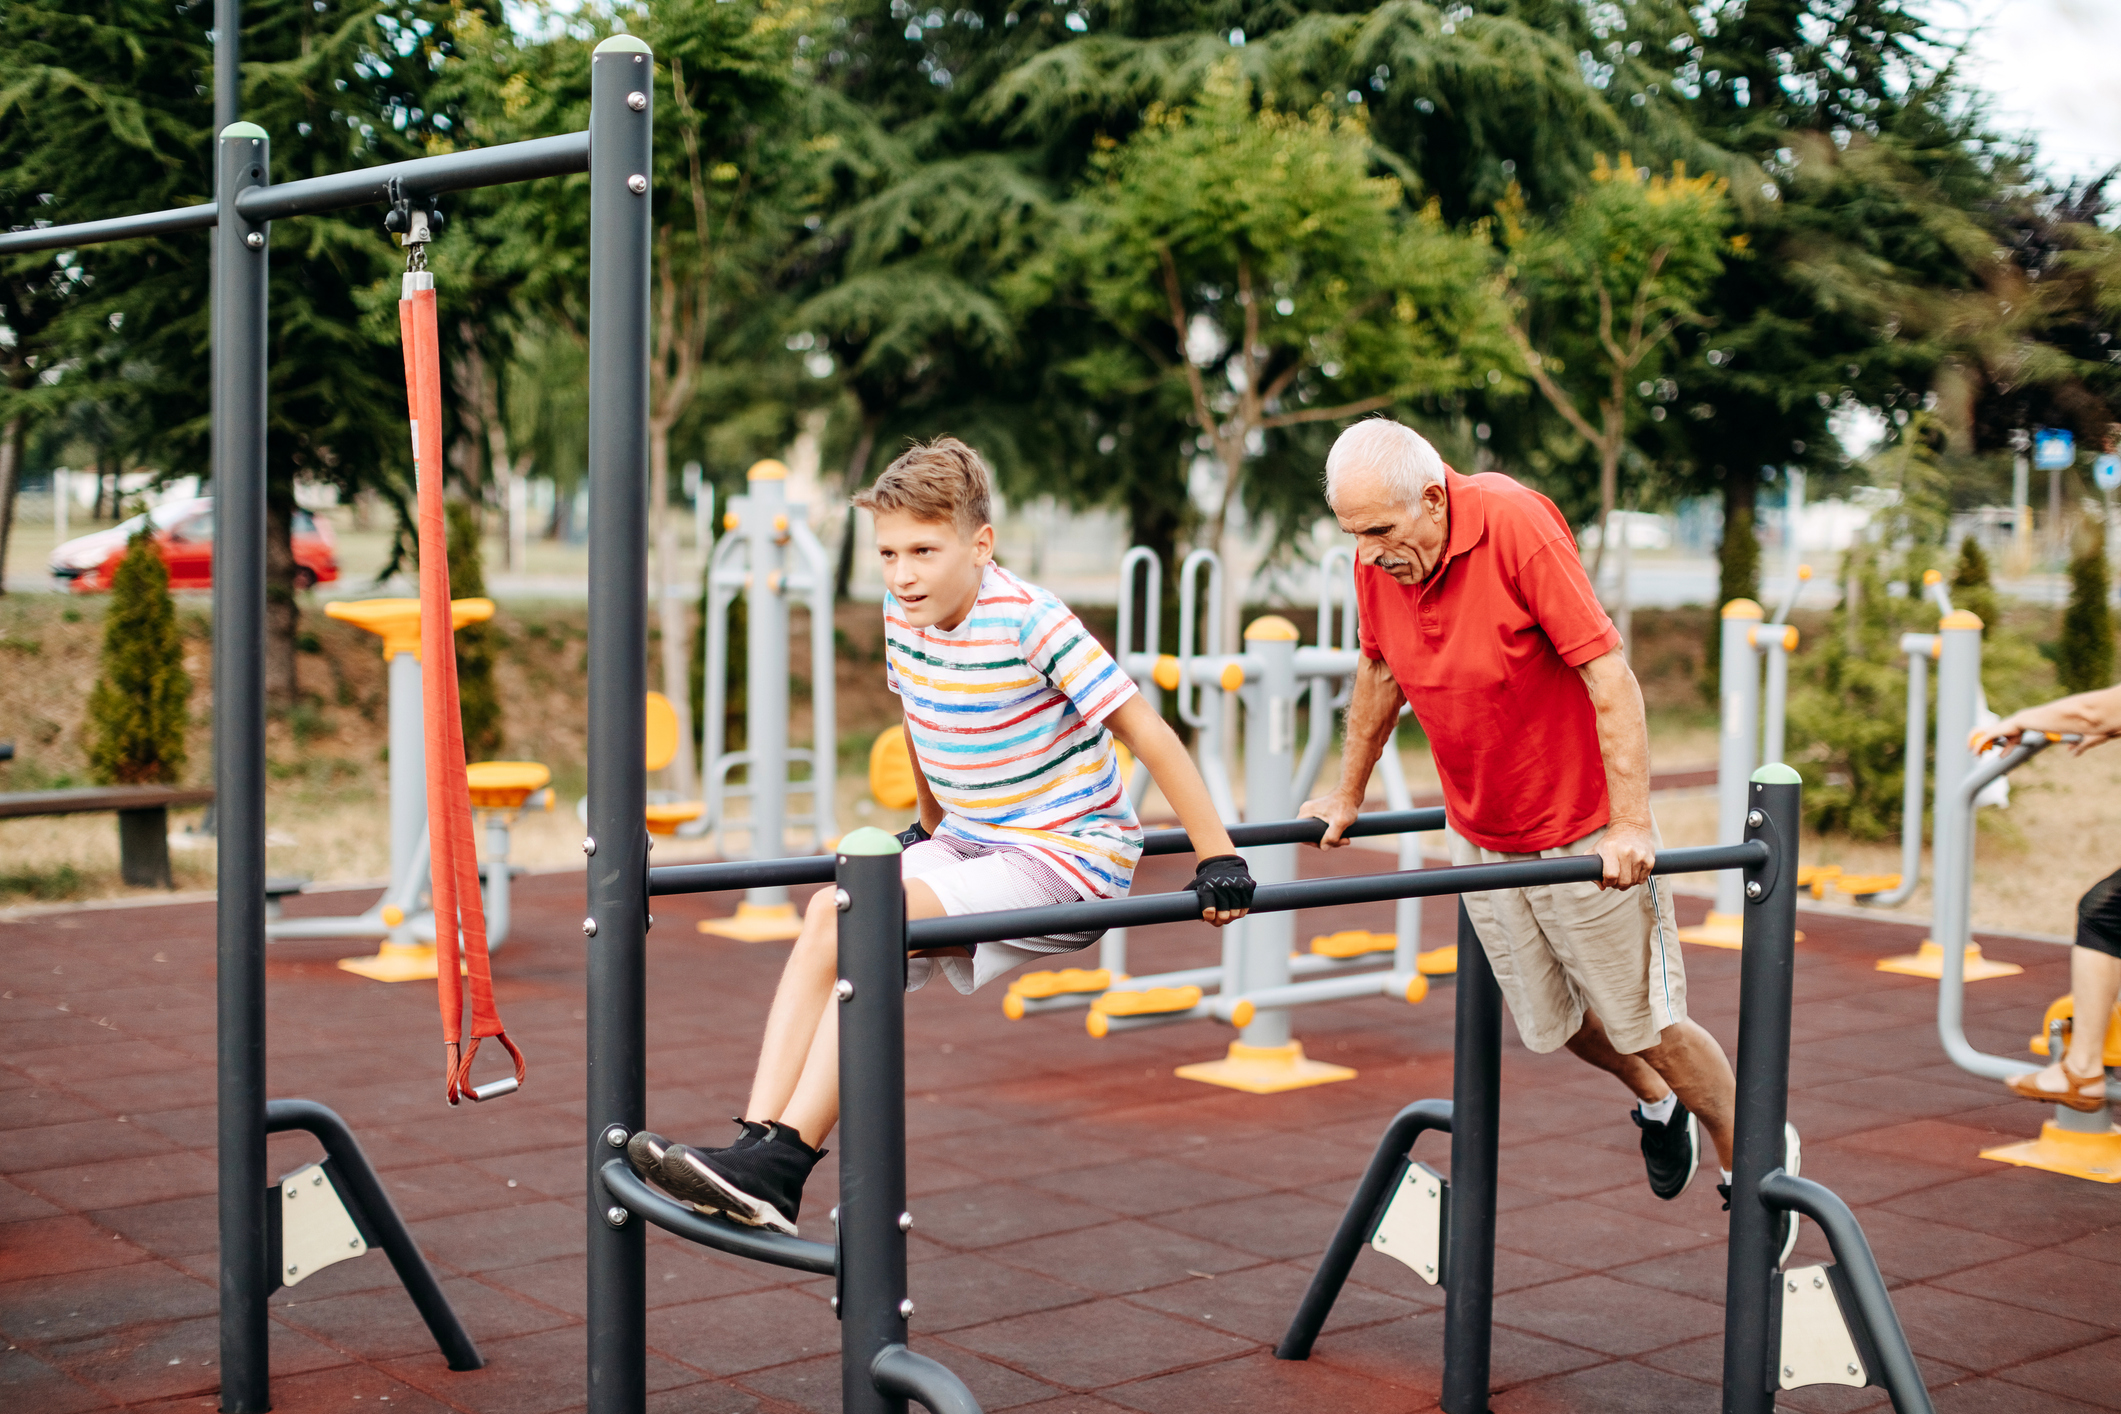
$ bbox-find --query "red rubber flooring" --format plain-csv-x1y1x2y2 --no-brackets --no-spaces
2,852,2116,1414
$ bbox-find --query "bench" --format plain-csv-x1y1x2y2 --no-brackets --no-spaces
0,785,216,888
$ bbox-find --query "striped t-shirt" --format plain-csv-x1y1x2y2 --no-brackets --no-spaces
884,564,1141,900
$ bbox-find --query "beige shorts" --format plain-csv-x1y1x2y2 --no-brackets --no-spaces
1449,820,1686,1055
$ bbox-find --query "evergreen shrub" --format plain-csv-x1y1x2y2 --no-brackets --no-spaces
2055,515,2114,693
86,527,191,785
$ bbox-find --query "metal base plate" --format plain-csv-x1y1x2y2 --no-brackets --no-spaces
1778,1265,1867,1389
1174,1041,1357,1094
1677,912,1745,949
1875,939,2024,981
338,940,460,983
697,901,804,942
1981,1119,2121,1183
1370,1161,1447,1285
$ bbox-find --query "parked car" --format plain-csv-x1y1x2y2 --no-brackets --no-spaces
49,496,338,593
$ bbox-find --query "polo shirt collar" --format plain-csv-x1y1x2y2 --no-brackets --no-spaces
1435,468,1484,574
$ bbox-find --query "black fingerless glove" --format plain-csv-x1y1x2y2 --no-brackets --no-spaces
1191,854,1255,914
896,820,931,849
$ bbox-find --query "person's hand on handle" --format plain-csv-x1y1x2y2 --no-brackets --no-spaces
1597,818,1656,890
1299,790,1362,849
1190,854,1254,926
1968,716,2027,755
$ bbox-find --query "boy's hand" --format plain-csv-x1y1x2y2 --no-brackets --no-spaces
1299,791,1361,848
1191,854,1254,926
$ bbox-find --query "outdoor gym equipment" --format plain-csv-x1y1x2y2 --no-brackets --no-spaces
0,30,653,1407
611,772,1933,1414
1912,611,2119,1181
1680,582,1812,948
1003,547,1439,1093
697,458,838,941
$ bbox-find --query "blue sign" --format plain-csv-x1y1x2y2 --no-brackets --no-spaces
2034,428,2076,471
2096,453,2121,493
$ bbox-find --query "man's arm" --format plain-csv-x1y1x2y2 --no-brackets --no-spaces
1576,646,1654,889
1103,693,1247,923
1298,657,1406,848
1975,683,2121,755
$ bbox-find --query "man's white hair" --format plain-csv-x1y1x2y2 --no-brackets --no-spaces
1324,419,1446,510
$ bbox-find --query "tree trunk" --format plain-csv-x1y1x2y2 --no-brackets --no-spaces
648,417,698,801
264,483,300,710
0,415,22,596
833,408,881,602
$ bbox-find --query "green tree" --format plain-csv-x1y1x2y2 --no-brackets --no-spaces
445,496,502,760
86,528,192,785
2056,515,2114,694
1949,534,1999,636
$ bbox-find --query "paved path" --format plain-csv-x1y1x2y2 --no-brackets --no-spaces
1,853,2115,1414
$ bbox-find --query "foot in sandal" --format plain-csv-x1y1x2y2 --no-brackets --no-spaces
2005,1062,2110,1113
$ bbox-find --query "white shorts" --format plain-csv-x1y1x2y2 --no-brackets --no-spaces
901,834,1105,995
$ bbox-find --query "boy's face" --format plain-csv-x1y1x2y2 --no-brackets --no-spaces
874,510,994,630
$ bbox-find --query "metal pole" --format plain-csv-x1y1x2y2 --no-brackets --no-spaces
1236,620,1296,1048
1931,612,1980,1004
1720,764,1801,1414
215,0,240,147
1760,631,1792,767
1711,600,1762,922
837,829,911,1414
584,36,653,1414
1441,902,1498,1414
213,118,271,1414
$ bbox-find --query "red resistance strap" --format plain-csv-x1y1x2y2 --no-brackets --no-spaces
400,270,525,1106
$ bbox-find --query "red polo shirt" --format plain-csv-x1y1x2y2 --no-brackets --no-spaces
1356,469,1620,852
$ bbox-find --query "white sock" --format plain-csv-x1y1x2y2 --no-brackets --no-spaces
1720,1168,1733,1185
1637,1092,1678,1124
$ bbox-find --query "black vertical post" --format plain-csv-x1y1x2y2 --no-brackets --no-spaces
838,831,910,1414
584,35,654,1414
1441,902,1499,1414
214,0,241,136
1722,766,1801,1414
213,120,271,1414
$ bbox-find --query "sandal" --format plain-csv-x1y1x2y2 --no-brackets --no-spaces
2005,1062,2110,1113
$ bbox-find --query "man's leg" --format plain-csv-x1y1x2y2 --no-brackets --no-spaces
1567,1010,1738,1171
2064,945,2121,1079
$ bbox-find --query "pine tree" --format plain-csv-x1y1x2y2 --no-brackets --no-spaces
2056,516,2114,693
445,498,503,761
1950,535,2000,635
86,529,191,785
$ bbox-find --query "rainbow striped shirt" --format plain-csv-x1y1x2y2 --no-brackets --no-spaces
884,565,1141,899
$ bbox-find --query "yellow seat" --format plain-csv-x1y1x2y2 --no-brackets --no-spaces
645,692,681,773
2029,996,2121,1068
645,801,704,836
1091,985,1202,1018
465,761,551,811
1310,929,1397,960
325,597,494,659
869,726,919,811
1832,873,1902,899
1010,967,1113,1001
1796,864,1841,899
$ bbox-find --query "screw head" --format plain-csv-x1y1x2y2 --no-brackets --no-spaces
627,91,647,110
830,1295,839,1312
1846,1362,1860,1377
646,914,654,931
835,978,855,1002
1783,1366,1794,1379
604,1125,628,1148
583,836,597,855
1812,1274,1825,1289
627,173,648,194
835,887,851,912
604,1205,628,1228
898,1211,913,1232
245,232,264,249
1746,880,1764,900
1747,809,1765,828
899,1298,915,1319
288,1264,299,1276
583,917,599,936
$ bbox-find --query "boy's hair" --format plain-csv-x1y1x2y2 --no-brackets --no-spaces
853,436,993,538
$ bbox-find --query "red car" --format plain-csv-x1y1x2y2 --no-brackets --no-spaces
50,496,339,593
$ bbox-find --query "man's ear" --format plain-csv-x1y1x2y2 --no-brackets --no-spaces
1423,481,1448,517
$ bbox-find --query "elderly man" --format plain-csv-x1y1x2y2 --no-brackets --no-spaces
1301,419,1794,1217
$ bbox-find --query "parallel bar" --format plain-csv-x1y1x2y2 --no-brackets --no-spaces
648,807,1448,898
0,204,216,255
236,133,589,222
266,1101,482,1370
597,1160,836,1275
1441,903,1500,1413
214,122,274,1414
907,843,1770,951
584,40,654,1414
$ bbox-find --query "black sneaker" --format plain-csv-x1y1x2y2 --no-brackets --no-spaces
1718,1123,1803,1268
1633,1097,1700,1200
659,1123,823,1236
629,1120,768,1190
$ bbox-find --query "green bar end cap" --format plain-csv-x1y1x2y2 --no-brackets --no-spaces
837,826,903,857
219,121,269,140
1750,763,1802,785
594,34,654,54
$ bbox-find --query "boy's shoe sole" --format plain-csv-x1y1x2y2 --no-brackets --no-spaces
660,1144,799,1236
626,1131,672,1183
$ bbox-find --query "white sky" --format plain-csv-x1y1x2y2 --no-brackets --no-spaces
1930,0,2121,188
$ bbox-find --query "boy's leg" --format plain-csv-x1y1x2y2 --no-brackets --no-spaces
2064,944,2121,1078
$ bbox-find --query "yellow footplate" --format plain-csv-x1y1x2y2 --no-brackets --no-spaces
1310,929,1396,959
1796,864,1841,899
1002,968,1113,1019
1833,873,1901,899
1086,985,1202,1037
1875,939,2023,981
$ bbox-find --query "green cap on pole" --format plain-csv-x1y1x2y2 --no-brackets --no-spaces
837,826,903,856
219,121,269,140
594,33,653,54
1750,763,1802,785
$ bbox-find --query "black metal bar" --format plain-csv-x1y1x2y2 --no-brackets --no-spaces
1757,1171,1934,1414
906,842,1770,951
214,121,273,1414
584,37,654,1414
1723,771,1801,1414
597,1160,837,1275
647,807,1449,898
266,1100,482,1370
1276,1098,1452,1360
871,1344,983,1414
0,205,217,256
838,835,918,1414
236,133,589,222
1442,903,1500,1414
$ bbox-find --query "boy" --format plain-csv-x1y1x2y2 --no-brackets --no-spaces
628,437,1254,1234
